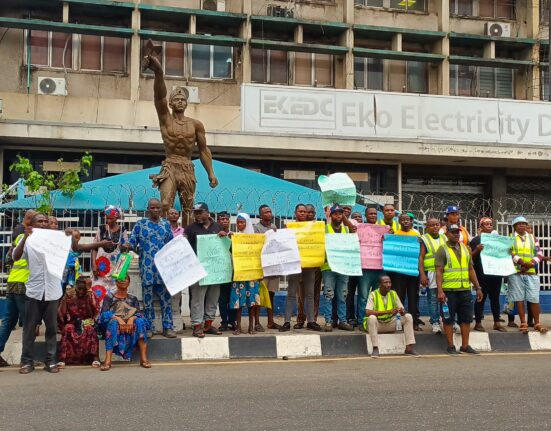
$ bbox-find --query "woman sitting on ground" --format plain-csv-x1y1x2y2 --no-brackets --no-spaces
57,277,100,368
99,275,150,371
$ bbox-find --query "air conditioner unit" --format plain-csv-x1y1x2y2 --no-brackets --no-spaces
38,77,67,96
266,5,294,17
171,86,200,104
485,22,511,38
202,0,225,11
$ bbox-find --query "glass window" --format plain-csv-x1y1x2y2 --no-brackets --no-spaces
103,37,126,73
367,58,383,90
81,35,101,70
407,61,427,93
212,46,232,78
450,64,475,96
457,0,473,15
315,54,332,86
388,60,406,92
542,67,549,101
251,48,267,82
51,32,72,68
28,31,71,68
269,50,288,84
191,45,233,79
496,0,514,18
165,42,185,77
295,52,312,85
354,57,365,88
495,68,513,98
29,30,49,66
479,67,495,97
191,44,211,78
390,0,426,11
478,0,494,16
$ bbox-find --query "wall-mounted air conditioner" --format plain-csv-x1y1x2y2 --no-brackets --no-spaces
202,0,225,11
38,77,67,96
485,22,512,38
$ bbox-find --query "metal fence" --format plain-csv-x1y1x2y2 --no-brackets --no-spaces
1,191,550,291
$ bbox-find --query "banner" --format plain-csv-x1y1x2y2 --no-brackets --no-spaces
480,233,515,276
317,173,356,206
154,236,207,296
286,221,326,268
325,233,362,276
356,223,389,269
26,228,72,279
197,234,233,286
261,229,302,277
232,234,265,281
382,234,420,277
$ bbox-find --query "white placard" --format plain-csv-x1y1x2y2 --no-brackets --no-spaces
154,236,207,296
26,228,72,279
261,229,302,277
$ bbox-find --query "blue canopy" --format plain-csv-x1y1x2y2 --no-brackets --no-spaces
1,160,365,218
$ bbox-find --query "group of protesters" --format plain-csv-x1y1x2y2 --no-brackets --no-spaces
0,198,549,372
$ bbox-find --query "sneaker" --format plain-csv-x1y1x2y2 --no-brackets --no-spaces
432,323,442,334
459,345,480,355
307,322,322,331
162,329,177,338
446,346,459,355
279,322,291,332
323,323,333,332
348,319,358,327
338,322,354,331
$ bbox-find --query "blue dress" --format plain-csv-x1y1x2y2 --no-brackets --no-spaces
230,281,261,309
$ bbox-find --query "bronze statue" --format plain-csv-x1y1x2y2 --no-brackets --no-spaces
143,40,218,225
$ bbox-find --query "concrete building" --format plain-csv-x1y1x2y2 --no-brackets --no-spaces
0,0,550,217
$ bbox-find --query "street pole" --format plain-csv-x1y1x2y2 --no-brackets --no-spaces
548,0,551,101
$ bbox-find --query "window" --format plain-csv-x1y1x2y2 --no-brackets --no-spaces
542,67,549,101
450,64,475,96
294,53,333,87
450,65,514,98
354,57,383,90
251,48,288,84
28,31,72,68
449,0,473,15
388,60,427,93
141,40,185,77
355,0,385,6
191,45,233,79
389,0,427,12
478,0,514,18
80,35,126,73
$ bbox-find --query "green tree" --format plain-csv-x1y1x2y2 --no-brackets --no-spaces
9,153,93,213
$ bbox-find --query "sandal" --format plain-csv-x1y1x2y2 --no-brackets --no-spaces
534,324,549,334
519,323,529,334
493,323,507,333
267,323,281,330
100,363,112,371
91,360,101,368
254,324,265,333
233,329,241,336
508,322,519,328
57,362,66,369
140,361,152,369
19,364,34,374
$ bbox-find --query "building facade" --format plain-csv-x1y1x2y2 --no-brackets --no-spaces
0,0,550,219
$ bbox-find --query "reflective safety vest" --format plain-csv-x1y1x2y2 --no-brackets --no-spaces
321,223,349,271
377,218,400,233
363,289,398,329
7,234,30,283
422,233,447,272
441,243,471,290
512,233,536,274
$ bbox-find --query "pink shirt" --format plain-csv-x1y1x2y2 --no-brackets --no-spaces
171,226,184,237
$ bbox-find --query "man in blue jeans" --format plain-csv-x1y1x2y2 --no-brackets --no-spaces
320,205,353,332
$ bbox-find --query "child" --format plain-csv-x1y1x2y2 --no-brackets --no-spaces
230,213,261,335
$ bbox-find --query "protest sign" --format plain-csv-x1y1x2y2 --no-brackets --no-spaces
317,173,356,206
26,228,72,279
261,229,301,277
357,223,389,269
481,233,515,276
382,234,420,276
286,221,325,268
325,233,362,276
197,235,233,285
154,236,207,296
232,234,265,281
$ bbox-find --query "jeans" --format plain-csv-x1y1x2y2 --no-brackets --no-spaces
218,283,236,326
357,269,384,326
189,284,220,326
142,283,174,330
286,269,316,323
21,297,58,366
474,273,502,323
320,271,349,324
426,288,440,325
346,276,360,321
297,269,322,323
0,293,26,353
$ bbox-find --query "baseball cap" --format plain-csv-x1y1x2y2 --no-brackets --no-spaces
446,205,460,214
330,204,344,214
512,216,528,226
447,224,461,232
193,202,209,211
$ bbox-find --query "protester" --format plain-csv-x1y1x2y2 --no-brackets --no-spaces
419,217,447,334
253,205,281,330
320,205,352,332
92,205,128,295
350,212,363,223
99,276,150,371
0,210,36,367
377,203,399,233
281,204,321,332
470,217,506,332
216,211,236,331
509,216,549,334
125,198,175,338
11,210,37,239
48,215,59,230
440,205,470,245
342,205,352,218
57,277,100,367
436,224,483,355
185,202,223,338
365,275,418,358
388,213,422,331
167,208,184,237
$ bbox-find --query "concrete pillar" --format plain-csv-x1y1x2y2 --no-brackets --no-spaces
63,2,69,23
437,38,450,95
339,29,354,89
491,170,507,220
241,17,252,83
391,33,402,52
343,0,355,24
483,41,495,59
130,7,141,102
189,15,197,34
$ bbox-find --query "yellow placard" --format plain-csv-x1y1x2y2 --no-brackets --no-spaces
232,234,266,281
286,221,326,268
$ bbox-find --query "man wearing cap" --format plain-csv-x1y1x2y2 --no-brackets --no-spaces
440,205,470,246
470,217,506,332
185,202,224,337
126,198,176,338
320,205,353,332
509,216,549,334
436,224,483,354
376,203,400,233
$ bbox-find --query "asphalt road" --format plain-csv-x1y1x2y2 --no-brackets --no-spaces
1,354,550,431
